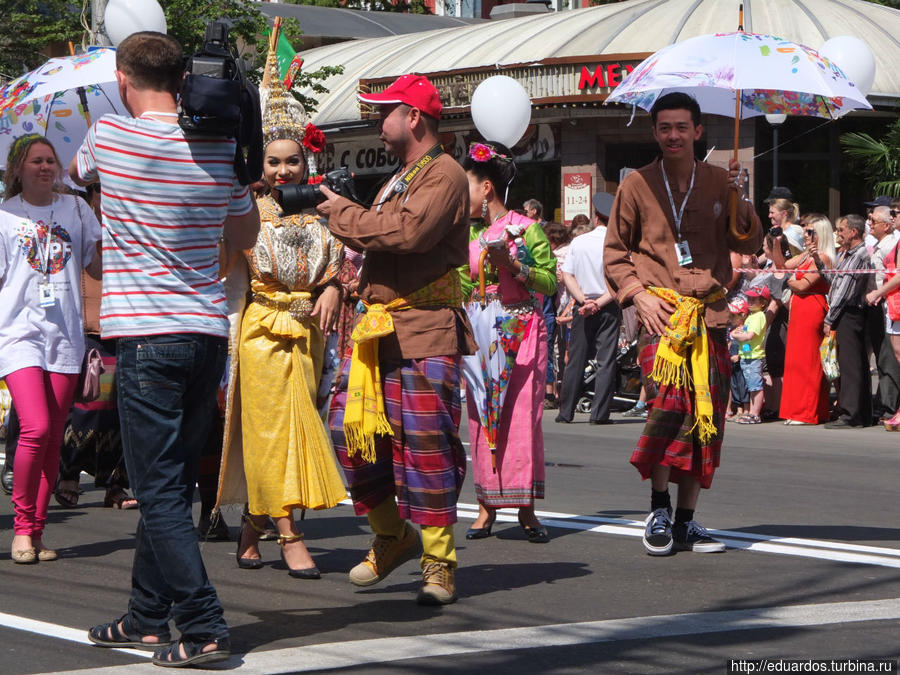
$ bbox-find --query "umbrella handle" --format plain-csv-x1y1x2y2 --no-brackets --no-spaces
478,247,488,307
729,88,753,242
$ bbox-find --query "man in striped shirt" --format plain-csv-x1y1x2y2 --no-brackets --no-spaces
69,31,259,668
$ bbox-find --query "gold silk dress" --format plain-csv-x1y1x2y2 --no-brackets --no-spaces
237,195,347,517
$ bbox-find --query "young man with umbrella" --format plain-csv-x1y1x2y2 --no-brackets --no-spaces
604,92,762,556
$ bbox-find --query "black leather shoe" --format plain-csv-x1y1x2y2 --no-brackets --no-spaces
589,419,613,426
554,415,571,424
518,514,550,544
465,510,497,540
1,465,12,495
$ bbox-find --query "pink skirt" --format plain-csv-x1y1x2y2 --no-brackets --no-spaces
466,311,547,507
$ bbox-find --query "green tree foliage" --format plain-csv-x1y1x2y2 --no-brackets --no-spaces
1,0,84,80
841,120,900,198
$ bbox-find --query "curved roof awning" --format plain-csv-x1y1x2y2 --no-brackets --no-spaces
294,0,900,128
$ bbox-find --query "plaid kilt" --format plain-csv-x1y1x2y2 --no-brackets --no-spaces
328,354,467,527
631,328,730,489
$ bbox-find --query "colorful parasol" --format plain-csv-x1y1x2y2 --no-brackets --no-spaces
0,47,124,172
606,8,872,240
460,250,528,475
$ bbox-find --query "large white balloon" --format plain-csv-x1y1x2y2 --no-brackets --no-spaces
819,36,876,96
470,75,532,149
104,0,168,47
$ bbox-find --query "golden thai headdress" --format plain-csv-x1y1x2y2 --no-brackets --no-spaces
260,19,326,179
261,50,307,149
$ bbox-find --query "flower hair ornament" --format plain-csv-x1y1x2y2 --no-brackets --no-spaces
261,32,326,181
469,142,513,163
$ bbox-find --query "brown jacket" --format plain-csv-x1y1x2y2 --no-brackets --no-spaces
604,158,762,328
327,152,476,360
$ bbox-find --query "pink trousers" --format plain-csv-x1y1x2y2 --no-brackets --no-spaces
5,367,78,537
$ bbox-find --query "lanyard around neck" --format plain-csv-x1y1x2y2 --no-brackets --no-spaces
660,159,696,241
19,195,54,277
372,144,443,208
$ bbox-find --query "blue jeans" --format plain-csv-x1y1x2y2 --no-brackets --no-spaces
116,333,228,640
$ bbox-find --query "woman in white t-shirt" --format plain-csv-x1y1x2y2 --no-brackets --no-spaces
0,134,101,564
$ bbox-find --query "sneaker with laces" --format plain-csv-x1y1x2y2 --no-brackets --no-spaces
672,520,726,553
348,524,421,587
622,403,647,418
642,507,673,555
417,561,457,605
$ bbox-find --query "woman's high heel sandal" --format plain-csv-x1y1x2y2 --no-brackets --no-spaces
236,513,265,570
884,414,900,432
465,509,497,540
278,533,321,579
518,513,550,544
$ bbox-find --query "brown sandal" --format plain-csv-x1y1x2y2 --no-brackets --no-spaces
54,480,81,508
104,486,138,509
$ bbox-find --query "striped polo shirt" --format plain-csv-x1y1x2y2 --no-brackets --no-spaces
76,114,253,338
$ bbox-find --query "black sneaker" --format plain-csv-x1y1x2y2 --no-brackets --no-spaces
642,507,673,555
672,520,726,553
622,404,648,418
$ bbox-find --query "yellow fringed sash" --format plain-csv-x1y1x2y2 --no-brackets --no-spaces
344,270,464,462
647,286,725,445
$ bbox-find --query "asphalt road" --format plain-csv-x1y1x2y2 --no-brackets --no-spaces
2,409,900,674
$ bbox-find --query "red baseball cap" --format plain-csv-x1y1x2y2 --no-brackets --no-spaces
358,74,442,119
745,285,771,301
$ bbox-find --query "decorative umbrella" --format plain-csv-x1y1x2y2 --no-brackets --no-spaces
0,47,124,172
607,31,870,120
606,11,871,238
460,250,528,476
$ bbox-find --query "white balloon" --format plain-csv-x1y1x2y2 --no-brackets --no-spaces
819,35,876,96
470,75,532,149
104,0,168,47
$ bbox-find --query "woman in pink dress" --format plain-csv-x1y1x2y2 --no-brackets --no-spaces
779,215,836,425
458,141,557,543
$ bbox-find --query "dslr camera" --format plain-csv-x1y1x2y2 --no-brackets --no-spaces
769,226,783,237
179,20,262,185
272,167,362,215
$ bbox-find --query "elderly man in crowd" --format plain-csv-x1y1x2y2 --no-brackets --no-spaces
823,214,874,429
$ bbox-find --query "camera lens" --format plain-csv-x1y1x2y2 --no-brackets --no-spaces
272,183,325,215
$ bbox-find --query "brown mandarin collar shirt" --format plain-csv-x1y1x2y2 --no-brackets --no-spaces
604,158,763,329
327,152,476,361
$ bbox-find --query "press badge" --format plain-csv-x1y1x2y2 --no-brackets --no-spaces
675,240,693,266
39,282,56,307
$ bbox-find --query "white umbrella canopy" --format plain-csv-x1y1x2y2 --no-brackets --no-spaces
0,47,125,172
606,31,871,120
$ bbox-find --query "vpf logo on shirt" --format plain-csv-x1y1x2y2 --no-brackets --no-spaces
15,218,73,274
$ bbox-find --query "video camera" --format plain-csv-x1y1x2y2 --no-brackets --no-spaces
272,167,363,215
179,20,262,185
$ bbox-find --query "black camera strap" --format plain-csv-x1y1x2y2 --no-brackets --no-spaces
372,144,443,208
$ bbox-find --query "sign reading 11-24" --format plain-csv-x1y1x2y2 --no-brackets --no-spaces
563,172,592,225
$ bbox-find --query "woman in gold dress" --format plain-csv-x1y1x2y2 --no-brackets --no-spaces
216,47,347,579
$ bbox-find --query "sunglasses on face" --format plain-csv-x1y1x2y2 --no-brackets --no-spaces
804,229,816,236
891,210,899,218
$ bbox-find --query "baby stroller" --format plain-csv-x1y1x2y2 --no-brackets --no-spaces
575,330,641,414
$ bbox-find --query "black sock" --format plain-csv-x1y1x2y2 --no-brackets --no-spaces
650,489,671,513
674,508,694,526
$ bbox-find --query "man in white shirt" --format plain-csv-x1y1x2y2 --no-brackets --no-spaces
867,205,900,418
556,192,621,425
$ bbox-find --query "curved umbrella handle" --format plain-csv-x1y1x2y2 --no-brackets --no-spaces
478,247,488,307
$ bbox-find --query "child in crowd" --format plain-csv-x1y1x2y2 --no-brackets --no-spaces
726,299,749,421
731,287,771,424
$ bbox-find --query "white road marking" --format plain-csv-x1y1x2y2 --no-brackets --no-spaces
452,502,900,569
45,597,900,673
0,611,149,659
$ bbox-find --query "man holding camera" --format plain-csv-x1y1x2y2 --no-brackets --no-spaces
317,74,475,605
70,32,259,667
